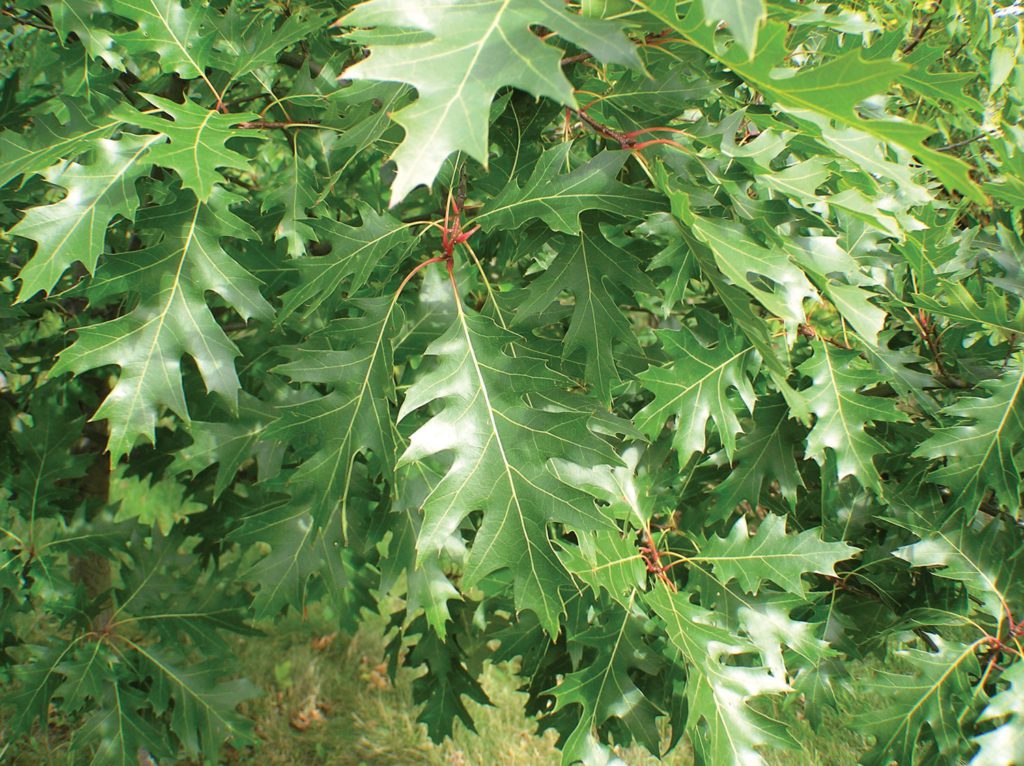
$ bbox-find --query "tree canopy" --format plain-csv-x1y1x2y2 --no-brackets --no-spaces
1,1,1023,764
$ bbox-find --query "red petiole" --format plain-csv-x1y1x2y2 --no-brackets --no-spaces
396,186,481,300
621,126,690,139
393,255,449,300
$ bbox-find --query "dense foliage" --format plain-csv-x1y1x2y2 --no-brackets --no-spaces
1,0,1023,763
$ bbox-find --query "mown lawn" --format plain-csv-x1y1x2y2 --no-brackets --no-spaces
5,608,875,765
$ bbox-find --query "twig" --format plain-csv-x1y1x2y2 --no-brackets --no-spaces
639,527,677,592
277,51,322,78
561,52,594,66
575,108,633,147
224,91,277,110
937,133,989,152
573,109,692,154
0,8,55,31
235,120,320,130
911,309,968,388
902,18,934,55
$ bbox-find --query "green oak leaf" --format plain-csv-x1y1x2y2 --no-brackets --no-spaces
650,162,804,402
405,619,491,740
261,142,317,258
703,0,766,57
9,643,171,764
212,5,331,81
49,0,125,69
972,660,1024,766
128,95,262,202
638,212,698,316
73,686,173,766
381,463,461,637
9,408,90,516
268,298,403,530
853,637,979,766
12,132,163,299
893,506,1021,623
0,106,118,189
690,216,818,324
557,530,646,605
987,176,1024,208
516,222,653,403
799,340,909,492
397,308,619,635
914,361,1024,511
900,45,984,115
634,0,985,203
694,514,857,596
646,587,796,766
636,325,757,466
8,532,259,761
229,492,347,618
477,145,664,234
786,238,887,346
111,472,204,536
915,282,1024,339
708,398,804,519
280,204,416,319
863,330,937,411
131,649,259,757
722,590,835,690
581,0,632,17
53,190,273,463
171,392,282,501
338,0,641,202
550,602,664,764
110,0,218,80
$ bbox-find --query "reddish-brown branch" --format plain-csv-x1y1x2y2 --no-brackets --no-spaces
441,179,480,258
917,309,946,373
235,120,321,130
573,109,690,155
575,108,634,148
623,126,688,139
913,309,968,387
630,138,689,152
639,528,677,592
0,8,55,31
561,51,594,66
397,179,482,300
902,18,934,56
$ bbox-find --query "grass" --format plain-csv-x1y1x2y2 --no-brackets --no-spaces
217,609,872,766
